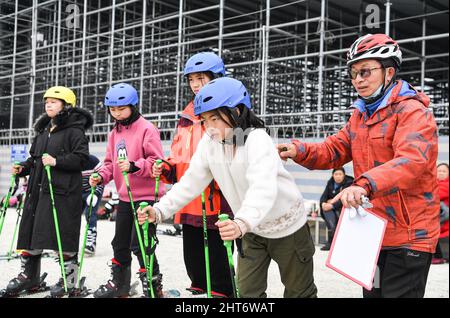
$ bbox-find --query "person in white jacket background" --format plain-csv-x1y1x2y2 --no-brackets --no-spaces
138,77,317,298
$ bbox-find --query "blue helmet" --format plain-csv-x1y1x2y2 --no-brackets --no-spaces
183,52,226,77
194,77,251,116
104,83,138,107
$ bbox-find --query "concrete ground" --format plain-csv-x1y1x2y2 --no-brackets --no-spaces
0,209,448,298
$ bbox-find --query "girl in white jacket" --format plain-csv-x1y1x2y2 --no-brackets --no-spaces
138,77,317,298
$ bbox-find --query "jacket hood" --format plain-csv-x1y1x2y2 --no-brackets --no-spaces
180,101,202,124
34,107,94,133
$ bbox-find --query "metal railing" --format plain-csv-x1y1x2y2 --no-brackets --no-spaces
0,103,448,146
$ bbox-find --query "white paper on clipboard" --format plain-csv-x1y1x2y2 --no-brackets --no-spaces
325,206,387,290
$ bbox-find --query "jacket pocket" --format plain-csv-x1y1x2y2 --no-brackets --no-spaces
397,190,411,227
42,172,70,195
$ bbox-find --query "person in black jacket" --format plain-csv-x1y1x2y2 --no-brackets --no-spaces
2,86,92,297
319,167,353,251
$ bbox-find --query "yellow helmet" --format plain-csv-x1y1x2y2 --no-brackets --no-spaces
43,86,76,107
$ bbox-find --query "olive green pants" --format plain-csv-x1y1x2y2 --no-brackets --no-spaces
237,223,317,298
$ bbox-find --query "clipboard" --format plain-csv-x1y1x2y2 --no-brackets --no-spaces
325,206,387,290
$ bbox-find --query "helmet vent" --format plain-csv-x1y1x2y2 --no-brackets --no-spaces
54,90,60,93
380,47,390,54
195,61,203,65
118,96,125,100
203,96,213,103
243,92,247,96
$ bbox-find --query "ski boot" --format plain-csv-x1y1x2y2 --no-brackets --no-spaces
173,224,182,236
211,290,229,298
0,253,49,297
137,269,164,298
186,286,207,297
93,259,131,298
48,254,80,298
85,227,97,255
185,286,229,298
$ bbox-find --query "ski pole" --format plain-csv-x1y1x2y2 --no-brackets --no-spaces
77,172,98,289
218,214,240,298
148,159,162,286
140,202,155,298
43,153,67,293
142,159,163,298
118,158,151,297
153,159,162,202
7,193,25,260
201,191,212,298
0,162,19,240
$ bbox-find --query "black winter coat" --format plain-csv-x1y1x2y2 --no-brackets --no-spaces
17,108,92,252
319,175,354,216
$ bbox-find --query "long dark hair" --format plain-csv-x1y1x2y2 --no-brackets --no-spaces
210,104,265,145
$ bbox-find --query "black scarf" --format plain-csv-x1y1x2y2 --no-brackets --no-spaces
112,107,141,132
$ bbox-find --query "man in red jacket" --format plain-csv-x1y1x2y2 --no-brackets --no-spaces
278,34,440,298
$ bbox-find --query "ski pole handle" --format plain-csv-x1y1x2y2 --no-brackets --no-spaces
43,153,51,179
89,172,99,203
155,159,162,182
118,158,128,177
140,202,150,237
118,159,131,189
154,159,162,202
218,214,233,248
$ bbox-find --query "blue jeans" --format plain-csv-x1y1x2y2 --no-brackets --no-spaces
322,209,339,232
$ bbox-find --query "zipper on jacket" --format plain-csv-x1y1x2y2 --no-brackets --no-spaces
398,190,412,240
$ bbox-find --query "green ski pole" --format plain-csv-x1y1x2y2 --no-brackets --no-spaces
7,192,25,260
0,162,19,240
118,157,151,297
77,172,98,289
218,214,240,298
140,202,155,298
43,153,68,293
201,191,212,298
143,158,163,298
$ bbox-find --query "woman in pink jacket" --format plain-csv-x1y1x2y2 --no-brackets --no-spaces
89,83,166,298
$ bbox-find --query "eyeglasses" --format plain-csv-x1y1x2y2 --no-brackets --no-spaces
348,67,382,80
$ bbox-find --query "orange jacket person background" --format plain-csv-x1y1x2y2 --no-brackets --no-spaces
278,34,439,298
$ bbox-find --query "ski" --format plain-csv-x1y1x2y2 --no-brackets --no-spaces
0,273,50,298
0,251,52,262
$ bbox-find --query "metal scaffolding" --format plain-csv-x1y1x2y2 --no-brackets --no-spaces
0,0,448,145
